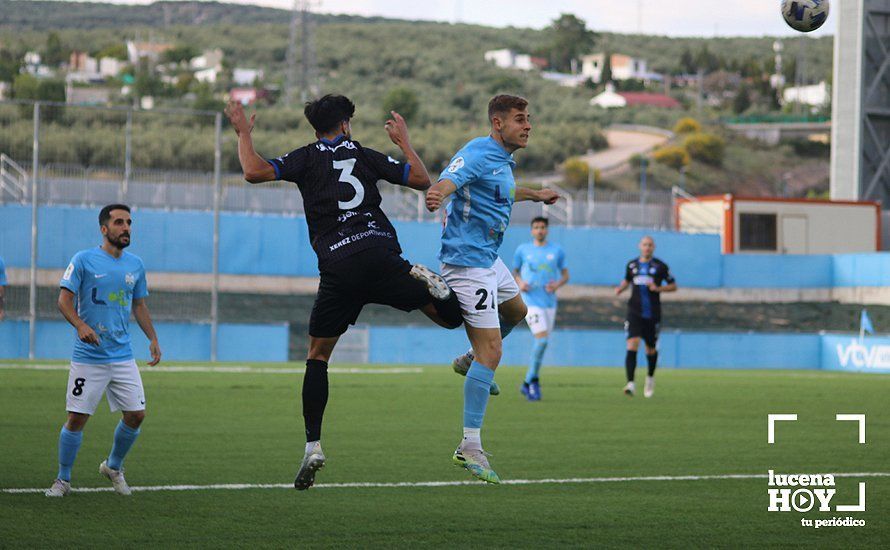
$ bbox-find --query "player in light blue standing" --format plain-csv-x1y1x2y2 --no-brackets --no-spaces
425,95,559,483
513,217,569,401
45,204,162,497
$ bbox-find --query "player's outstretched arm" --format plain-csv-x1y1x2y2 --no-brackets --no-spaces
58,289,99,346
224,101,276,184
515,186,559,204
133,298,161,366
652,282,678,293
384,111,431,190
615,280,630,296
426,179,457,212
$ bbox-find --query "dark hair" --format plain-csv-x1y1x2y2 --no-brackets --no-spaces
488,94,528,122
99,204,130,226
531,216,549,227
304,94,355,134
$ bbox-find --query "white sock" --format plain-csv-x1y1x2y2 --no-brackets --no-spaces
305,441,320,454
462,428,481,450
466,348,474,359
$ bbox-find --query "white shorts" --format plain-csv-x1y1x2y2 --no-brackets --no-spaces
66,359,146,415
442,257,521,329
526,306,557,335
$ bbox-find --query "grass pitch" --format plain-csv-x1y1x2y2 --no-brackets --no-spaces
0,361,888,548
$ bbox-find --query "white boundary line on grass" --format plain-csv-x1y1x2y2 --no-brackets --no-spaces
0,364,422,375
4,472,890,495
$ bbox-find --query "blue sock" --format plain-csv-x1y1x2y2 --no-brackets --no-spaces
57,426,83,482
525,337,549,384
107,420,141,471
463,362,495,428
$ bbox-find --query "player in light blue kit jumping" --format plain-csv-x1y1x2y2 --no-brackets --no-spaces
425,95,559,483
513,217,569,401
45,204,162,497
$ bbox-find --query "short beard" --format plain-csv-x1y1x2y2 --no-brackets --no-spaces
108,235,130,249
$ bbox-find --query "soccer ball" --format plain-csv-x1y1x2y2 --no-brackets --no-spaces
781,0,829,33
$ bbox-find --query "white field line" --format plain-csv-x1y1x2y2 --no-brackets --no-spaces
4,472,890,495
0,364,422,375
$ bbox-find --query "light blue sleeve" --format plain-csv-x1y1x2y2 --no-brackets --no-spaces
438,148,483,190
557,246,566,271
513,245,525,271
134,261,148,300
60,253,83,294
0,257,6,286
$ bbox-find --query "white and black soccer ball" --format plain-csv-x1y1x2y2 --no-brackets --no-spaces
781,0,829,33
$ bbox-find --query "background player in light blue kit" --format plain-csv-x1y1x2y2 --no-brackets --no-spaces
425,95,559,483
45,204,162,497
513,217,569,401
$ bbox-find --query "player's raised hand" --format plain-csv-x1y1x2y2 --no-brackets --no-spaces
538,188,560,205
77,323,100,346
426,188,444,212
224,100,255,136
545,281,559,293
148,339,162,367
384,111,410,148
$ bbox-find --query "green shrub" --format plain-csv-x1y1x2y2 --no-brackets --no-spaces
673,117,701,134
653,146,690,170
684,132,725,166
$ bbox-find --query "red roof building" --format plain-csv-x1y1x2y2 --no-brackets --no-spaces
617,92,681,108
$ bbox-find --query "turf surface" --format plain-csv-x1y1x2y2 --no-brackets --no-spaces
1,362,887,548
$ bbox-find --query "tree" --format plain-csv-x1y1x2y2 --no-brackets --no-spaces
94,43,128,61
544,13,596,73
600,52,612,84
43,32,66,66
0,50,22,83
733,83,752,114
162,45,199,65
381,87,419,124
679,47,695,74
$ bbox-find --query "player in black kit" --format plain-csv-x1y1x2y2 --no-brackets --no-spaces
225,95,463,489
614,236,677,398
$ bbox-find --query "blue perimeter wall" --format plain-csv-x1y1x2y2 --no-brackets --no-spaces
3,320,887,374
3,205,890,288
0,320,289,362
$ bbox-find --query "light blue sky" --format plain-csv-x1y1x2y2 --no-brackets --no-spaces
52,0,836,37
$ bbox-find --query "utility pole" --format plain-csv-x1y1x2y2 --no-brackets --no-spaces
285,0,318,106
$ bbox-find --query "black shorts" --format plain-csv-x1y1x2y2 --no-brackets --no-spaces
309,247,432,338
625,316,660,347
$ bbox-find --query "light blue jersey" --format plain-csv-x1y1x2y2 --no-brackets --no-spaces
438,136,516,268
0,256,6,286
60,247,148,364
513,242,566,308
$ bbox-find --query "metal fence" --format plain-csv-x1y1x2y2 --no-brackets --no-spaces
0,100,676,359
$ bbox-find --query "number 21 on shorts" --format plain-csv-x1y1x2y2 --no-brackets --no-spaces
474,288,496,311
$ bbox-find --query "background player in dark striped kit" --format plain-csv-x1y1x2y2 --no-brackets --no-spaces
225,94,463,490
615,236,677,398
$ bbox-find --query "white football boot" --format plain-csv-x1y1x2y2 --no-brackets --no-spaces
100,460,132,495
294,441,326,491
45,478,70,497
644,376,655,398
623,381,635,397
409,264,452,300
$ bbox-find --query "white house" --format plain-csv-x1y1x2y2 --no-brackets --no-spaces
484,49,533,71
194,67,219,84
541,71,587,88
233,68,264,86
783,81,830,107
581,53,650,83
126,41,172,65
589,83,627,108
99,58,123,78
190,49,224,71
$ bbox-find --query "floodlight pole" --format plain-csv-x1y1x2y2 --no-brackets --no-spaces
28,103,40,360
210,112,222,362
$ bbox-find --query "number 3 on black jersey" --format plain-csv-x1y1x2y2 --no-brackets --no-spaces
332,159,364,210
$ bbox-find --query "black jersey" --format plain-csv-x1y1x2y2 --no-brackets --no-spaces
267,135,411,269
623,257,674,322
